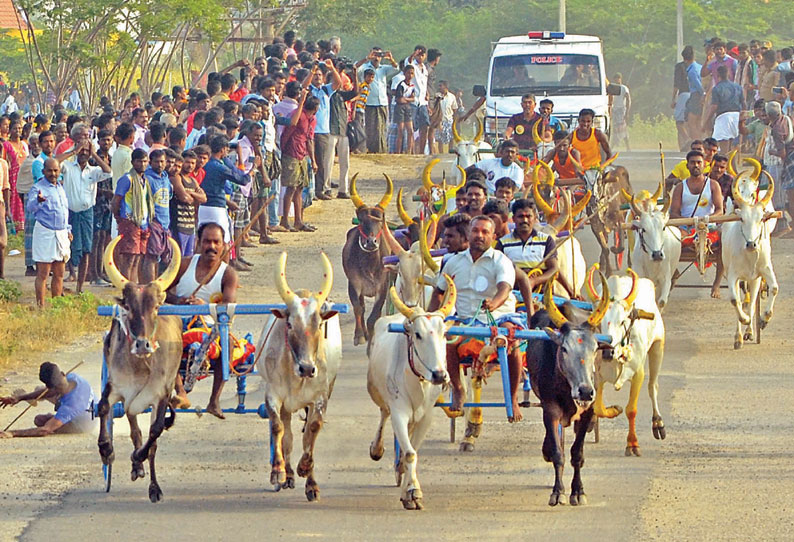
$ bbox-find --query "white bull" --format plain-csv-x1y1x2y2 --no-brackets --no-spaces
624,184,682,310
451,117,491,169
585,266,666,457
367,279,456,510
722,173,779,349
256,252,341,501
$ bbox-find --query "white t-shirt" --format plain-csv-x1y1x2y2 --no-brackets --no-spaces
61,158,110,212
439,93,458,123
474,157,525,194
411,59,429,106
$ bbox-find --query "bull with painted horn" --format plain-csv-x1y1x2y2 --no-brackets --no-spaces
97,235,183,503
451,116,490,168
342,173,394,345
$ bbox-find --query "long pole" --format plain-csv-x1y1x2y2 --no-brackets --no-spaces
559,0,567,33
676,0,684,56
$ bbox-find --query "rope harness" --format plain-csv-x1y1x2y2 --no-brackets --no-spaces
112,304,160,355
357,223,383,252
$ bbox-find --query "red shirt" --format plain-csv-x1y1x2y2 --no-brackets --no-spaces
190,168,206,186
229,87,248,102
281,111,316,160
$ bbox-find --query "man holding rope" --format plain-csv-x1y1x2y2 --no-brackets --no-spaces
0,362,94,438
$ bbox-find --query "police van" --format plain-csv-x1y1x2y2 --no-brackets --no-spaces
476,31,612,141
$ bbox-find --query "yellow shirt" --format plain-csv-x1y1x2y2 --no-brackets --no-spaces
670,159,711,181
211,92,231,106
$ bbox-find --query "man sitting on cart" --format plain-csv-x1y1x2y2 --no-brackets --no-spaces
670,150,725,298
166,221,239,418
427,215,525,422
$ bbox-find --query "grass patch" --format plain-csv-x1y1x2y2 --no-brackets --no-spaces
627,114,678,151
0,292,107,371
6,232,23,253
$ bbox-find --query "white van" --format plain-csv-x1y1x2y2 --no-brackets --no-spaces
477,31,612,141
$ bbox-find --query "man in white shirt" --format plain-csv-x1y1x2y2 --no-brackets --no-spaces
355,47,399,153
474,139,526,194
60,141,111,293
428,215,524,422
407,45,431,154
1,89,18,114
132,107,149,151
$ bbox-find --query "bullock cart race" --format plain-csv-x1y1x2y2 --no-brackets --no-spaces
2,13,794,542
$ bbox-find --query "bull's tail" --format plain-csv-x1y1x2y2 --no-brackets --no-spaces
164,403,176,431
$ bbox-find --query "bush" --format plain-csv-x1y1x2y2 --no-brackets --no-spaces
0,279,22,302
627,114,678,151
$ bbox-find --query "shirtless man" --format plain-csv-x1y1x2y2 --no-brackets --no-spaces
166,222,239,418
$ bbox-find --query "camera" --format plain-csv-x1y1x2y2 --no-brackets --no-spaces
772,86,784,94
375,52,385,58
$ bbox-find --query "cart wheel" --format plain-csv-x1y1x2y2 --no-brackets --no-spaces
450,417,456,443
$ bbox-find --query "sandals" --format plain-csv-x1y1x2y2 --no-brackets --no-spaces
297,223,317,232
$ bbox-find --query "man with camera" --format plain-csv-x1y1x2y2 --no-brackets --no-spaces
355,48,399,154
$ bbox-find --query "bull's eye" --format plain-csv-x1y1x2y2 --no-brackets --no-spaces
561,347,568,355
286,321,293,330
415,332,422,340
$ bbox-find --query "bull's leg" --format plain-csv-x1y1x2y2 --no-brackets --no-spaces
648,339,666,440
460,375,482,453
391,410,422,510
280,406,295,490
128,414,146,481
366,283,389,341
728,275,749,349
401,412,435,511
97,383,115,466
570,407,594,506
593,380,623,419
542,405,566,506
147,440,161,503
624,363,645,457
349,282,367,346
369,407,389,461
297,405,324,502
759,266,779,329
131,398,169,503
743,278,761,342
265,396,287,489
711,247,724,298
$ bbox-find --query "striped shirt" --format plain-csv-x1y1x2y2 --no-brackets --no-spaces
356,82,370,112
495,230,555,272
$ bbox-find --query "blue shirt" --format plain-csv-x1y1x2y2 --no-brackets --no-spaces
26,179,70,231
144,166,172,229
687,62,703,94
31,152,53,182
310,83,335,134
54,373,94,427
200,157,249,208
357,61,399,106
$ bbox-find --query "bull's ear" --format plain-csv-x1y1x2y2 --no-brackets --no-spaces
272,309,287,319
320,310,338,321
543,327,562,345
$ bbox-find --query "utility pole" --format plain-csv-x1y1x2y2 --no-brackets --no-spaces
676,0,683,55
559,0,566,33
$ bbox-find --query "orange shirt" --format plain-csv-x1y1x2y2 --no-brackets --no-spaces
553,151,578,179
572,128,601,169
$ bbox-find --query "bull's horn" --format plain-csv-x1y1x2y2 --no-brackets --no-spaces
438,273,457,318
103,235,130,290
422,158,441,191
390,286,415,319
542,159,555,187
743,157,762,181
571,190,591,216
550,191,571,233
587,270,610,327
569,152,584,173
381,214,407,257
474,116,484,143
451,117,462,143
629,193,643,218
661,193,672,215
584,263,601,303
396,188,415,226
420,216,440,273
760,171,774,208
432,188,448,221
532,167,555,218
543,277,568,328
151,237,182,293
314,252,333,304
453,165,467,191
620,187,633,203
727,149,738,177
532,119,543,145
377,174,394,210
350,173,365,209
275,251,297,305
652,182,664,203
623,268,639,307
602,152,619,168
731,171,751,208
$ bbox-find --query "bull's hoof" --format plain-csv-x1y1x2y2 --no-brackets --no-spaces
734,340,743,350
296,454,313,478
743,331,754,342
761,313,772,328
282,475,295,490
652,417,666,440
353,331,367,346
98,442,114,465
305,483,320,502
369,441,385,461
130,463,146,481
149,482,163,503
549,491,566,506
459,441,475,453
569,491,588,506
625,445,642,457
270,469,287,490
401,489,423,510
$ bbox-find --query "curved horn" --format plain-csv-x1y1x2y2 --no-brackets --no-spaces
532,119,543,145
569,152,584,173
396,187,415,226
731,171,751,208
422,158,441,191
543,277,568,328
623,268,639,307
760,170,774,208
390,286,416,319
420,216,440,273
550,191,571,233
541,159,555,187
661,193,672,215
474,116,484,143
629,193,643,218
453,165,467,191
380,214,407,257
727,149,738,177
571,190,591,217
432,188,448,220
602,152,619,168
377,173,394,210
584,263,601,303
743,157,762,181
314,252,334,304
532,165,555,218
103,235,131,290
587,270,610,327
621,187,633,203
451,117,462,143
350,173,365,209
275,251,297,305
151,237,182,293
652,181,664,203
438,273,457,317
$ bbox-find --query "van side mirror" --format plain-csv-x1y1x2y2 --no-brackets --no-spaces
606,83,622,96
472,85,486,97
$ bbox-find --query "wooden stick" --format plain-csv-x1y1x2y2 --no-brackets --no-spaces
3,361,85,432
620,211,782,229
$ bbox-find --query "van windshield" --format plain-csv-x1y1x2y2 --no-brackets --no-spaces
490,54,601,96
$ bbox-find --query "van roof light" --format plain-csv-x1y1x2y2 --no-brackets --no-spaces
527,31,565,40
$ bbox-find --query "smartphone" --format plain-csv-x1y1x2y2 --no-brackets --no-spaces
772,86,784,94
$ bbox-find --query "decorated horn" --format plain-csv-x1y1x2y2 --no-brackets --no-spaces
550,191,571,233
543,276,568,328
652,181,664,202
587,270,610,327
532,119,543,145
569,152,584,173
381,213,408,257
743,157,762,181
661,193,672,215
103,235,131,290
420,216,440,273
620,187,633,203
602,152,619,168
474,116,484,143
623,268,639,307
422,158,441,191
453,165,467,191
377,173,394,210
727,149,739,177
629,193,643,218
438,273,457,317
584,263,600,303
275,251,298,305
760,171,774,208
571,190,591,217
350,173,365,210
532,166,555,218
314,252,334,305
396,187,415,226
731,171,751,208
151,237,182,293
451,117,462,143
390,286,416,320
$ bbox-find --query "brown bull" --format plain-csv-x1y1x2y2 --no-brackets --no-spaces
342,173,394,345
97,235,183,503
